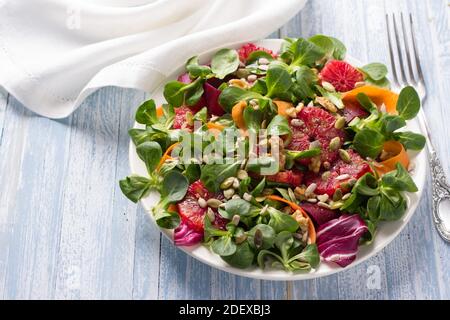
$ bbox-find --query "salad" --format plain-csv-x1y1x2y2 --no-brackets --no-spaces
120,36,425,272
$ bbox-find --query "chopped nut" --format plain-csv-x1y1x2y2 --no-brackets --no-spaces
220,177,235,190
243,192,253,202
229,78,249,89
338,149,351,163
206,198,223,208
237,169,248,180
329,137,341,151
317,194,329,203
198,197,207,208
247,74,258,82
305,183,317,197
223,188,235,199
322,81,336,92
334,116,346,129
316,96,337,113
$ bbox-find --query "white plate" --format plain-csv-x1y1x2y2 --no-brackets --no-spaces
129,39,427,280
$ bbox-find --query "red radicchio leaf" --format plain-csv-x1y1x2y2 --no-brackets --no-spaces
301,203,340,227
316,214,368,267
173,220,203,246
203,81,225,116
176,73,224,115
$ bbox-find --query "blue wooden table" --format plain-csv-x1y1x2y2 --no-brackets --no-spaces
0,0,449,300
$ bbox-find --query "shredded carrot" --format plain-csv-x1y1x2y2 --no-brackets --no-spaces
373,140,410,176
156,105,164,118
265,195,316,244
156,142,180,171
231,100,247,129
274,100,294,118
342,85,398,114
206,122,225,131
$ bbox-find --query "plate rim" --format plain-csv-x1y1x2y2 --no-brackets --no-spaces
128,39,427,281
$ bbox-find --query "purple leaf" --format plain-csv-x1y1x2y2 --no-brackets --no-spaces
203,81,225,116
301,203,340,226
173,220,203,246
316,214,368,267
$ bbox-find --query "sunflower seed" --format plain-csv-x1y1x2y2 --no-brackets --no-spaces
220,177,235,190
291,119,304,127
354,81,365,88
329,137,341,151
307,198,318,203
255,196,266,202
247,74,258,82
206,198,223,208
249,99,258,106
322,81,336,92
295,102,304,112
223,188,235,199
330,201,344,210
307,101,314,107
305,183,317,197
235,234,248,244
232,177,240,189
317,194,329,203
322,171,331,181
316,96,337,113
231,214,240,226
336,173,351,181
338,149,351,163
334,116,346,129
206,208,215,222
285,107,297,118
258,57,270,65
231,194,241,199
198,197,207,208
254,229,263,249
258,64,269,71
243,192,253,202
237,169,248,180
342,193,351,200
318,201,331,209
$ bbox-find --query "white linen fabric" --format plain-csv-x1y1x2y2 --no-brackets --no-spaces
0,0,307,118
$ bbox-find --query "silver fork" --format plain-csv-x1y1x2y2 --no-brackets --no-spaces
386,13,450,242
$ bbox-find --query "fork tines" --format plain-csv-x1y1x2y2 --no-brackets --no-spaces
385,13,424,88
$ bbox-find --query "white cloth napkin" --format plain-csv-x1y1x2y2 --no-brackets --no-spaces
0,0,307,118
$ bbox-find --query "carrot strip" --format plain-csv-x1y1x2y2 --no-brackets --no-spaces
231,100,247,129
156,105,164,118
373,140,410,176
342,85,398,114
206,122,225,131
266,195,316,244
156,142,180,171
274,100,294,118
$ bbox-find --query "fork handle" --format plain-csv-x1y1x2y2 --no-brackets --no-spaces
418,108,450,241
429,151,450,241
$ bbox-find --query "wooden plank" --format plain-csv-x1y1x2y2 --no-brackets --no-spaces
282,0,340,299
416,0,450,299
0,95,72,299
54,87,141,299
336,0,389,300
106,89,151,299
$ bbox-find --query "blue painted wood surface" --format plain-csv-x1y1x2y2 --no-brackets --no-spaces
0,0,449,299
